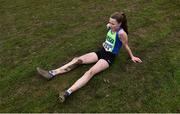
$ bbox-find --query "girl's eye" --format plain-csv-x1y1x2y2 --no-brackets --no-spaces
109,22,115,25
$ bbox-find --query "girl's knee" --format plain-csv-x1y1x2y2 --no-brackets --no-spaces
73,57,83,64
85,69,95,76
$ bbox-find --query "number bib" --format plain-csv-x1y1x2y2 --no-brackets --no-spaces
103,42,113,52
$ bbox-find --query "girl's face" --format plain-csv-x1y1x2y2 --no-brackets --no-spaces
108,18,121,31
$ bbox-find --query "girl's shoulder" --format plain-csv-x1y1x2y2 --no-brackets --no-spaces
118,28,126,36
118,28,128,41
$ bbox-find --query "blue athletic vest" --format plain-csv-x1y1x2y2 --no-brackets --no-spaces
103,28,123,55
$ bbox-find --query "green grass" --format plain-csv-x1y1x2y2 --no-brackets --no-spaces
0,0,180,112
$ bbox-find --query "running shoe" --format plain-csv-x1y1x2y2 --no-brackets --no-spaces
59,91,69,103
37,67,54,80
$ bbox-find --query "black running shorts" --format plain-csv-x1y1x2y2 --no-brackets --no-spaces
95,48,116,66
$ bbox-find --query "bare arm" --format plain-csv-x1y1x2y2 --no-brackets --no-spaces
119,32,142,63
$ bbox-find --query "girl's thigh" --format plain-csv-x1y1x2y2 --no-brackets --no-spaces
79,52,98,64
88,59,109,75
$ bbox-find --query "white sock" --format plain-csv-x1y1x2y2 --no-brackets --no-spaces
66,89,72,95
49,70,56,76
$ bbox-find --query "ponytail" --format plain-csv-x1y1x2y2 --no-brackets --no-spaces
121,12,128,34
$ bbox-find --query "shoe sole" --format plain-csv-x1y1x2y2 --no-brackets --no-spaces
37,67,52,80
59,92,65,103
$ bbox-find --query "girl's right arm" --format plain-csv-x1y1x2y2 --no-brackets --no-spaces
119,32,142,63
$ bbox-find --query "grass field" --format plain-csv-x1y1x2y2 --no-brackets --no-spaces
0,0,180,112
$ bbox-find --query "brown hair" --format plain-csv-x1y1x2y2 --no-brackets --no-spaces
110,12,128,34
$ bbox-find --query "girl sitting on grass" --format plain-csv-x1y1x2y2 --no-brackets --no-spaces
37,11,142,102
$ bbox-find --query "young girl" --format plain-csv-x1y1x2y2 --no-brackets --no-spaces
37,12,142,102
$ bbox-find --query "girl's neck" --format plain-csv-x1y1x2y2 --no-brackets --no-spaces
111,30,116,34
111,27,121,33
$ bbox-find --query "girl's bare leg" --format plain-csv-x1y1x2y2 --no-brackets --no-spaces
59,59,109,102
52,52,98,75
68,59,109,93
37,52,98,79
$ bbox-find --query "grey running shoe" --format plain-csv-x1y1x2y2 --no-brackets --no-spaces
59,91,69,103
37,67,53,80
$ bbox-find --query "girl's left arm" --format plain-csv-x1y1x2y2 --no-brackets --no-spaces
119,32,142,63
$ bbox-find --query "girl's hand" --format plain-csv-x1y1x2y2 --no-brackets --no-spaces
106,23,111,29
131,56,142,63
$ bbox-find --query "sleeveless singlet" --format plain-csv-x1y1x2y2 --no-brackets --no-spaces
102,28,123,55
